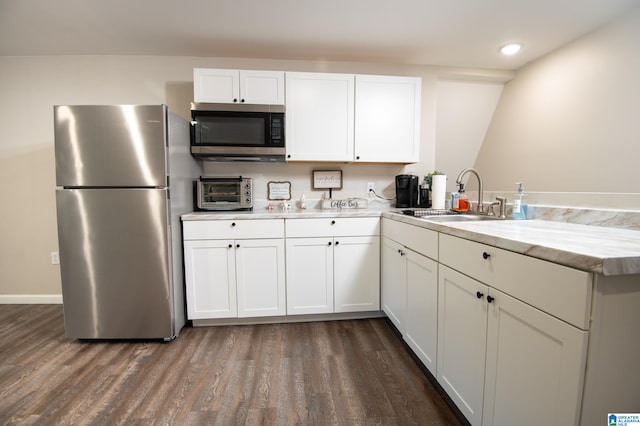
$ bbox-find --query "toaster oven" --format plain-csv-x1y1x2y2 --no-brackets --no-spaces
195,176,253,211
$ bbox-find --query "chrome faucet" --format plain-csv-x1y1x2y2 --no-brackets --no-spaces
488,196,507,219
455,168,484,213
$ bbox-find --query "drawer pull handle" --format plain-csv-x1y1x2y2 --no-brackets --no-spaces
476,291,484,299
331,220,336,225
487,295,495,303
231,222,236,227
482,251,491,260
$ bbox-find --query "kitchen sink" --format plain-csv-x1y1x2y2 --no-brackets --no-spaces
421,214,504,222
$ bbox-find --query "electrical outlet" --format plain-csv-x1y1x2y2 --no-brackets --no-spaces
367,182,375,196
50,251,59,265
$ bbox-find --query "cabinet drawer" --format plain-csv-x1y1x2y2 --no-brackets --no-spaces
382,218,438,260
285,217,379,238
439,234,592,329
183,219,284,240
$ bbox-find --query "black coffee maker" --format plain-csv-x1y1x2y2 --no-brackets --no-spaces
395,174,419,208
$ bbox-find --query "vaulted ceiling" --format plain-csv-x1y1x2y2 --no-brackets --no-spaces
1,0,637,70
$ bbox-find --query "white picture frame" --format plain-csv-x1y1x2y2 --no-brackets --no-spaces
312,170,343,190
267,181,291,200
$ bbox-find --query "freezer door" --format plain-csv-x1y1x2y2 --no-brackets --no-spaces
54,105,168,187
56,188,176,339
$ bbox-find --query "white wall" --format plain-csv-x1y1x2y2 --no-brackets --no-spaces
435,79,504,193
0,55,507,298
475,7,640,194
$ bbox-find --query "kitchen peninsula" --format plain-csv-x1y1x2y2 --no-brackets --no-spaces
182,206,640,426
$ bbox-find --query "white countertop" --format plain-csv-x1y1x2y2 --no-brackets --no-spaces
383,212,640,276
182,208,640,276
182,207,385,220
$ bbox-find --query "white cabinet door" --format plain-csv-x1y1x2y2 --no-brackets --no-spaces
184,239,237,319
437,265,488,426
239,70,285,105
334,236,380,313
482,289,588,426
285,72,355,161
285,237,334,315
381,237,406,331
354,75,421,163
235,238,286,318
193,68,240,104
194,68,284,104
404,249,438,374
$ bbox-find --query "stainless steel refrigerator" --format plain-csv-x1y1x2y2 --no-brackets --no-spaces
54,105,202,340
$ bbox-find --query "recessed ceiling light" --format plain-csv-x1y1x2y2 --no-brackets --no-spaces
500,43,522,56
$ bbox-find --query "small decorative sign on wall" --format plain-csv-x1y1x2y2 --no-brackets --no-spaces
267,181,291,200
312,170,343,190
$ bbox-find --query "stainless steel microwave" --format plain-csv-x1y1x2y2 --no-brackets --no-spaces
195,176,253,211
190,102,285,162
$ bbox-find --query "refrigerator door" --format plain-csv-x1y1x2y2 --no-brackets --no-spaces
56,188,175,339
54,105,168,188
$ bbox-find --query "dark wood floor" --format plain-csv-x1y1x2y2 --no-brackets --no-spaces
0,304,464,425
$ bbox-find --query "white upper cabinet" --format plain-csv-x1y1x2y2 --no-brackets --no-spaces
285,72,421,163
354,75,421,163
193,68,285,104
285,72,355,161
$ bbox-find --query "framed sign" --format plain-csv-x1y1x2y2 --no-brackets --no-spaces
267,181,291,200
312,170,343,190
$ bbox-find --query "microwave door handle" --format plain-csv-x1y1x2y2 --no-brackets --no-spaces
190,121,200,145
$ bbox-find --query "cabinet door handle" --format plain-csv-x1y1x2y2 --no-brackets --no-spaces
335,241,339,246
233,98,238,103
231,222,236,227
482,251,491,259
476,291,484,299
236,244,240,248
399,250,405,256
487,295,495,303
240,98,245,103
228,244,233,249
328,241,332,246
331,220,336,225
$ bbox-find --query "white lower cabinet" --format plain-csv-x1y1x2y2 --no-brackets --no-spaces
285,237,334,315
235,239,286,318
183,220,286,320
184,217,379,320
184,239,237,319
285,217,380,315
381,237,406,330
333,236,380,313
381,218,439,374
482,286,587,426
404,247,438,373
382,218,592,426
437,264,587,425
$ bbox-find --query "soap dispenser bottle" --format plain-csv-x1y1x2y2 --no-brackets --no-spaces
453,183,470,212
512,182,527,220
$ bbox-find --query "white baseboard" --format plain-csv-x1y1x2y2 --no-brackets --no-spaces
0,295,63,304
